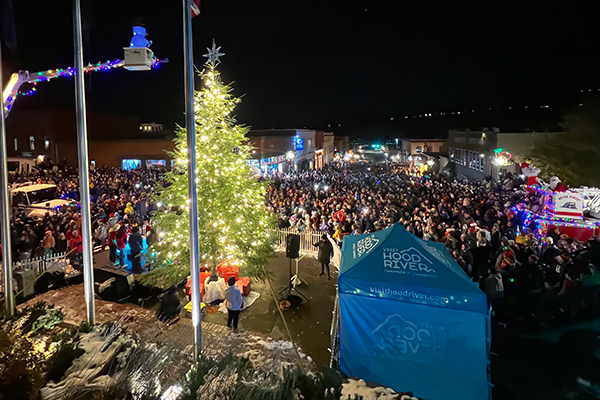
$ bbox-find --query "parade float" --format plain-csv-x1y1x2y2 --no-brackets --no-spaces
514,162,600,241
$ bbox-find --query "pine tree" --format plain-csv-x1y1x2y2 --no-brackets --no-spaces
140,65,276,288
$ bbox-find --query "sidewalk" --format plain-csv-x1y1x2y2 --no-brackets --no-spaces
202,252,338,367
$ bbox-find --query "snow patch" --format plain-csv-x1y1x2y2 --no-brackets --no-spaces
342,379,418,400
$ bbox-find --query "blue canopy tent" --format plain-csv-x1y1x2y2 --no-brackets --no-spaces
337,224,491,400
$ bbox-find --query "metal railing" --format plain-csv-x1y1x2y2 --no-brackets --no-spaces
269,228,322,256
268,228,342,270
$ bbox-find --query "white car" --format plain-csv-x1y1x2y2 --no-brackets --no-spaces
10,183,77,218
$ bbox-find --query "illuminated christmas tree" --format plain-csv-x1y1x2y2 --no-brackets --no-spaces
141,62,276,288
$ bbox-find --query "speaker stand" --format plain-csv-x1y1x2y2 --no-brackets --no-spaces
279,257,309,302
291,253,306,287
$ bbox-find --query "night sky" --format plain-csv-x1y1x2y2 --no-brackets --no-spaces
2,1,599,139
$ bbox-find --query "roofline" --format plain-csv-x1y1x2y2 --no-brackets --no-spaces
401,138,447,142
11,183,57,192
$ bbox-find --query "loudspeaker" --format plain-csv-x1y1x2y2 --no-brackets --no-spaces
286,234,300,259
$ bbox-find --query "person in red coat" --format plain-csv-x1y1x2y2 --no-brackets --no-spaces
107,223,120,264
68,230,83,266
115,224,127,267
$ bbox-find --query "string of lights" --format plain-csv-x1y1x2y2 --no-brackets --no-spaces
4,58,165,106
513,202,600,237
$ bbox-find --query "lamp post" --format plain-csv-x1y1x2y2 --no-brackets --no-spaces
73,0,95,324
183,0,202,360
0,44,14,318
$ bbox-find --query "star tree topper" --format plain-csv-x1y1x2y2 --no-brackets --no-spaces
203,40,225,65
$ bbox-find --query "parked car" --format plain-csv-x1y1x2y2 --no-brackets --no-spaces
9,183,77,218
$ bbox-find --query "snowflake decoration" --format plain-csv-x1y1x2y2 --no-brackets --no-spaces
203,40,225,65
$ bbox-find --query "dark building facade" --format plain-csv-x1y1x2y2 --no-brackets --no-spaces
4,108,141,163
447,128,499,180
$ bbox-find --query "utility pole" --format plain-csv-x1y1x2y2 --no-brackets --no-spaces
0,42,15,318
73,0,95,324
183,0,202,359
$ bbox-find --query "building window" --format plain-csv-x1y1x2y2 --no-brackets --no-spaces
44,140,50,150
121,159,142,170
14,138,17,151
146,159,166,169
480,154,485,172
29,136,35,150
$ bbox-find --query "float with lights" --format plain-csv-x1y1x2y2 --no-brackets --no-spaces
513,162,600,241
2,25,167,117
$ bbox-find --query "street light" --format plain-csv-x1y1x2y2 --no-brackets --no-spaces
495,155,508,166
286,151,295,160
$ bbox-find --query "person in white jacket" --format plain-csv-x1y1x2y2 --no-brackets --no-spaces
224,276,243,331
204,271,225,305
94,219,108,249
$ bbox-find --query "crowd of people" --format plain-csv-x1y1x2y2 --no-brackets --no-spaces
266,164,600,331
4,164,163,273
3,159,600,331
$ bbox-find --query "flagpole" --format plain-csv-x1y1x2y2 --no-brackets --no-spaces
183,0,202,360
0,43,15,318
73,0,95,325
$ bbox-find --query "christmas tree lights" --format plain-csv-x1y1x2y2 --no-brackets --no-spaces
140,65,276,288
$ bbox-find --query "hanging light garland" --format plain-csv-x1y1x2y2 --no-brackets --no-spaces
6,58,164,101
513,202,600,237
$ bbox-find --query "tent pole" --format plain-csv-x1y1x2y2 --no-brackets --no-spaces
329,292,339,369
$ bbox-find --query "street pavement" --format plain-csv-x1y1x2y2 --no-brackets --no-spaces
203,252,338,367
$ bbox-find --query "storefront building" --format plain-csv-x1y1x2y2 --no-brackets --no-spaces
248,129,336,173
447,128,566,181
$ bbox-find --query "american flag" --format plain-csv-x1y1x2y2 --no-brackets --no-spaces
191,0,201,17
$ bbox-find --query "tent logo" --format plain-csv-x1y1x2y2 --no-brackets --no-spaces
382,247,436,277
372,314,446,358
353,235,380,259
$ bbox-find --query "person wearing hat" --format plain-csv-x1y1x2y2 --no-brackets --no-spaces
42,230,55,257
128,226,144,273
107,212,119,229
115,224,128,267
472,236,492,282
94,219,108,249
314,234,334,279
68,230,83,266
107,222,121,264
224,276,243,331
483,266,504,307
